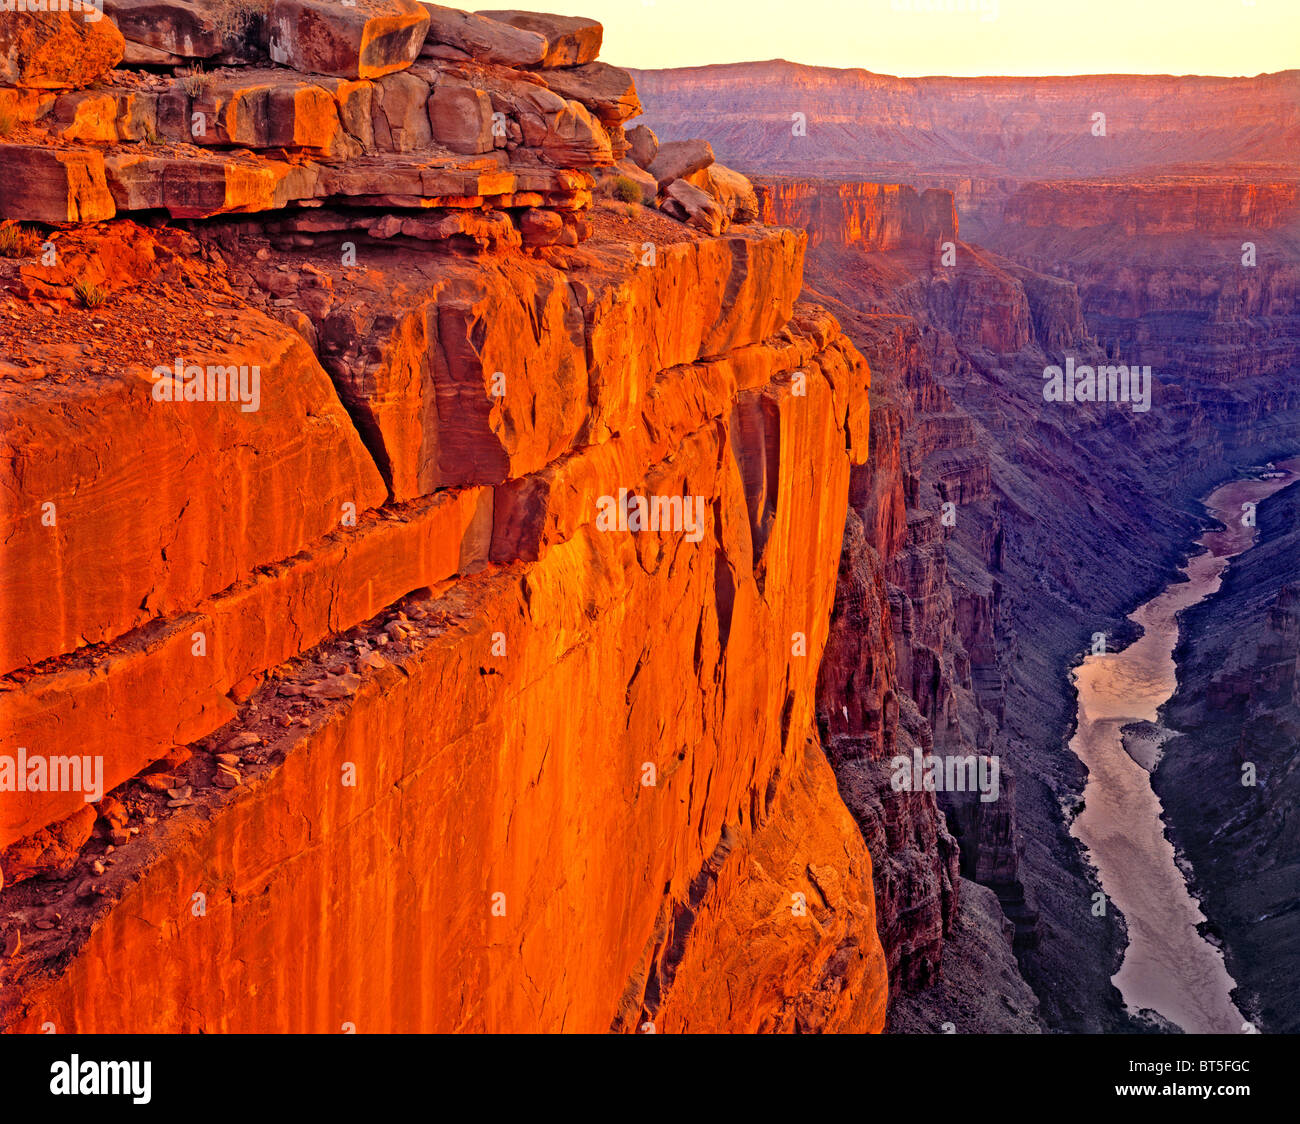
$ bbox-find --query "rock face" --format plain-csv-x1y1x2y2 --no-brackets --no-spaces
0,9,125,88
886,878,1041,1033
817,508,962,999
980,182,1300,384
0,6,886,1034
0,146,117,222
757,180,957,250
267,0,431,80
1002,179,1300,236
477,10,602,68
740,181,1041,1015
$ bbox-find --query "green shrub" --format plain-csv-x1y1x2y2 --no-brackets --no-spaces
73,278,110,309
612,176,643,205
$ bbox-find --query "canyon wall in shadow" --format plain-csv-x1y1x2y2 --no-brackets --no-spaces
636,61,1300,1031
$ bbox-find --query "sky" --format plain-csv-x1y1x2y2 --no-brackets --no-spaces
522,0,1299,77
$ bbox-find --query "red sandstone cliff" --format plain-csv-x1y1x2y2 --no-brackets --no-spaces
0,4,887,1033
756,180,956,251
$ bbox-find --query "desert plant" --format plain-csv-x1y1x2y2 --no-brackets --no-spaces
612,175,643,205
0,105,16,139
0,221,42,259
73,278,110,309
178,62,209,97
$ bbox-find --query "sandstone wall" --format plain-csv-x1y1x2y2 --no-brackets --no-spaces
0,4,886,1033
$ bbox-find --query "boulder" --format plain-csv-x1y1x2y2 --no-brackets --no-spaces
660,178,724,236
50,91,125,144
646,137,714,188
427,78,494,154
476,10,601,67
0,9,125,89
487,73,612,167
267,0,430,80
101,0,226,61
0,807,97,889
518,205,563,245
625,123,658,170
700,163,760,224
419,3,547,67
371,70,434,152
540,62,639,127
0,145,116,223
184,73,353,155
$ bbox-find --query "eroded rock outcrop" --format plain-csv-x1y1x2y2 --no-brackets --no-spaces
0,5,884,1033
0,9,125,89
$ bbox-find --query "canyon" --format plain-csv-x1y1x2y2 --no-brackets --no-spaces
1,8,1297,1036
1070,467,1300,1034
634,60,1300,1032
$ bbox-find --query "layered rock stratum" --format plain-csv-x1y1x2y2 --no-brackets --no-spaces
0,4,888,1033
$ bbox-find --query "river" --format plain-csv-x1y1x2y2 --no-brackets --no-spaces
1068,460,1300,1033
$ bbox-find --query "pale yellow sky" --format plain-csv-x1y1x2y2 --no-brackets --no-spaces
526,0,1298,76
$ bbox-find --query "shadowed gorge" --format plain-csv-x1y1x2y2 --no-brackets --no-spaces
635,56,1300,1033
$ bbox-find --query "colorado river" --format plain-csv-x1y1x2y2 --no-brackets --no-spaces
1068,461,1300,1033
